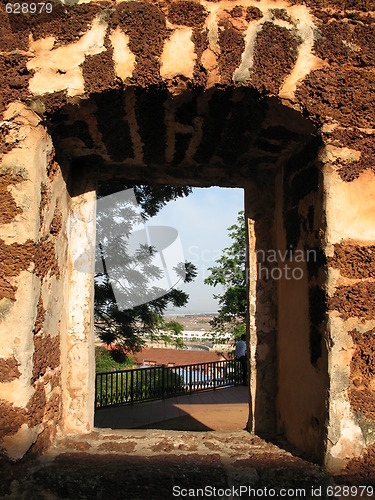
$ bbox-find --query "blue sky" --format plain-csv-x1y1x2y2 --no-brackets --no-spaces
150,187,244,314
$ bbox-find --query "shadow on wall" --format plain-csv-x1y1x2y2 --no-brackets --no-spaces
249,130,328,464
45,86,318,195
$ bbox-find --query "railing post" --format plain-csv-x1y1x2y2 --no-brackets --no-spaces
236,359,240,386
99,374,103,408
189,365,192,394
213,362,216,391
94,373,98,410
120,372,123,404
130,369,134,404
162,366,165,399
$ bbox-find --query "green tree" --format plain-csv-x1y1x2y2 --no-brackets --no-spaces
95,346,133,373
94,184,197,365
204,210,246,342
160,320,186,349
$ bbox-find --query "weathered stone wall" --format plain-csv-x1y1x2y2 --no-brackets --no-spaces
323,132,375,471
0,0,373,471
0,103,68,459
276,134,328,462
245,174,278,438
62,178,96,434
245,175,277,437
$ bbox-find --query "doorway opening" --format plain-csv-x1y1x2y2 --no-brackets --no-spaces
93,184,247,432
47,84,326,463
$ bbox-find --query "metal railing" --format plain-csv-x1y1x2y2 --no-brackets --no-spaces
95,359,243,410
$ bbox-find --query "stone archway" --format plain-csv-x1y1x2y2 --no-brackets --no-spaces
0,0,374,473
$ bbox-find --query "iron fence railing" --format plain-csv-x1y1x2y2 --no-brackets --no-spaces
95,359,243,409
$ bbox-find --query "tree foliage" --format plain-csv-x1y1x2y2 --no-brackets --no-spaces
204,211,246,341
159,320,186,349
94,183,197,361
95,346,133,373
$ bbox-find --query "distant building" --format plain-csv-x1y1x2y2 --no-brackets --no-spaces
141,330,233,342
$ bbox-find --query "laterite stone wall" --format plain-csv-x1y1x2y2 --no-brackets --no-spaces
0,0,373,471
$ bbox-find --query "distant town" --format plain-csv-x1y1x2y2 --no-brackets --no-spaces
95,313,236,370
135,313,234,368
145,313,232,345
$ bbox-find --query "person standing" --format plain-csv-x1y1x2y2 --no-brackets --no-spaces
235,334,248,386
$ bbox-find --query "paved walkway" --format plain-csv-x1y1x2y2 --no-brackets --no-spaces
95,385,249,431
